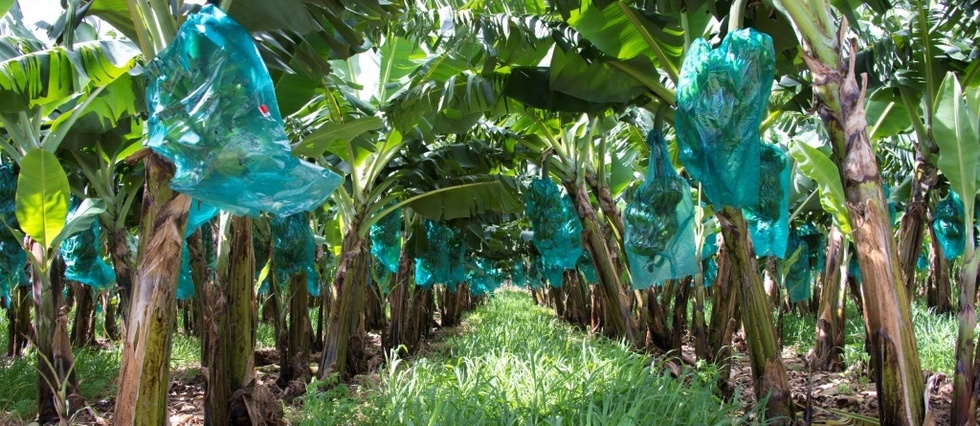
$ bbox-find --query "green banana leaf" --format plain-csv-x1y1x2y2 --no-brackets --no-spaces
0,40,139,112
788,142,851,234
933,72,980,218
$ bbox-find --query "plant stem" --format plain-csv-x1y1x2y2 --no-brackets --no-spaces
728,0,749,32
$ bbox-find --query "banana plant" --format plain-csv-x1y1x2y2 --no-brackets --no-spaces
931,71,980,426
11,149,106,421
772,0,926,421
0,6,131,421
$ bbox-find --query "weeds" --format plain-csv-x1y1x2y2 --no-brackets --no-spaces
296,290,751,425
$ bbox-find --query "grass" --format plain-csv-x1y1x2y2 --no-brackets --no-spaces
0,345,122,421
294,289,760,426
781,295,960,375
0,312,203,422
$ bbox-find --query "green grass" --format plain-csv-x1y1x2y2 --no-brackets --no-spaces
294,289,760,426
911,304,958,374
0,345,122,421
257,321,277,348
781,297,959,375
0,314,202,422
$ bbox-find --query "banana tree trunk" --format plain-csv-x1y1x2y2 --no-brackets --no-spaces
70,282,95,347
440,286,465,328
805,41,925,424
103,290,119,341
188,230,209,358
114,153,191,426
31,249,82,424
708,239,739,397
952,260,978,425
811,226,845,372
717,208,794,421
644,284,672,353
671,277,692,352
364,282,385,331
692,279,709,361
106,226,135,332
897,155,936,296
205,216,257,425
279,272,312,388
319,213,368,380
8,285,30,356
565,181,637,342
565,270,588,326
926,208,954,314
550,285,564,318
383,248,412,355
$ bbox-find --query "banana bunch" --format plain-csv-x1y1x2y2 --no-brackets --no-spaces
753,145,787,223
525,178,582,270
933,192,965,259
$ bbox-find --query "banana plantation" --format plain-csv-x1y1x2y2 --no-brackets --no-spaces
0,0,977,424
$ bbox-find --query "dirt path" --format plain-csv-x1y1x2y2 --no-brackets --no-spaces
722,334,952,425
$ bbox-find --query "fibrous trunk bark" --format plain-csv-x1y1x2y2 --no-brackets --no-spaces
364,282,384,331
8,285,31,356
106,226,134,334
717,208,794,422
114,153,191,426
810,226,845,372
926,207,953,315
278,272,311,388
440,285,465,328
70,282,95,347
896,155,936,296
189,230,210,361
205,216,257,426
103,290,119,341
708,236,739,398
565,181,637,342
319,212,368,380
804,38,924,424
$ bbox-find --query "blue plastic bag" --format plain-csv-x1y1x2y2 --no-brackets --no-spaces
271,213,319,296
370,208,402,275
676,28,775,208
176,243,195,300
0,164,27,301
415,220,461,288
784,231,811,303
577,251,598,284
144,5,342,216
525,177,582,270
933,192,965,260
60,197,116,289
624,131,697,289
745,144,790,258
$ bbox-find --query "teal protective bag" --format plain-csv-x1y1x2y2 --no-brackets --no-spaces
784,231,811,303
934,192,965,259
60,197,116,289
525,177,583,271
0,164,27,302
624,130,697,289
271,214,319,296
676,28,775,208
176,244,195,300
415,220,460,288
144,5,341,216
745,144,790,258
577,251,597,284
370,208,402,275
